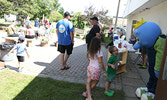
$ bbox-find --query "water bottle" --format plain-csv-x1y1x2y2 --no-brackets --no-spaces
113,34,119,48
119,42,122,48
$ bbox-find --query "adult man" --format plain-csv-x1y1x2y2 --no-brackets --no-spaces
7,21,19,37
86,16,100,50
34,18,39,27
56,11,74,70
24,16,31,28
7,21,16,36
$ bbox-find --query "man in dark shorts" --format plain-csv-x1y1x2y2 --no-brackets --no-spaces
86,16,100,50
56,11,74,70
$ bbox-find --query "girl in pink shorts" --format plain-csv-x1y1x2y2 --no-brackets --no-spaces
83,37,106,100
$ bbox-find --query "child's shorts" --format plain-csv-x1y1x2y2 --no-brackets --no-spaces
87,66,101,80
106,67,116,82
17,56,24,62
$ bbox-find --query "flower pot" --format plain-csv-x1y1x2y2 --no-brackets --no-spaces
40,41,48,47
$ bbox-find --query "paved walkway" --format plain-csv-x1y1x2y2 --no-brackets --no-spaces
4,37,149,100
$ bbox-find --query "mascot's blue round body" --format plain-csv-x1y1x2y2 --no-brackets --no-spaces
133,18,166,100
133,22,161,49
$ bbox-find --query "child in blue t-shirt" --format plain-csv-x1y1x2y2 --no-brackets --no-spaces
7,36,30,72
104,46,120,96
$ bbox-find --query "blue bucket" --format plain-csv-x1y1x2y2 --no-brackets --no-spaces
113,36,118,41
0,50,14,61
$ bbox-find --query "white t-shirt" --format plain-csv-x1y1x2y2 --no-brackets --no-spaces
27,29,35,35
14,43,27,56
89,50,103,69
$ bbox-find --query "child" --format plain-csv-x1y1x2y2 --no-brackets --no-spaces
104,46,119,96
25,24,35,39
83,37,106,100
7,36,30,72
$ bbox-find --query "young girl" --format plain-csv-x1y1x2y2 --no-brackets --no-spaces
7,36,30,72
83,37,106,100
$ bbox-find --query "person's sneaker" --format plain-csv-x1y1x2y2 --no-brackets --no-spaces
104,92,113,96
18,69,22,73
135,87,148,98
141,92,155,100
0,67,5,71
82,92,87,98
109,90,114,94
137,63,144,66
139,65,147,69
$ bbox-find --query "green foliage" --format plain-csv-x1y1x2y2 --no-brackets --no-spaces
101,33,112,43
58,7,64,15
103,36,112,43
0,0,62,20
49,0,61,10
0,0,39,18
31,0,52,19
84,5,113,35
52,28,57,33
40,36,49,42
49,10,63,22
110,18,113,23
0,21,11,25
103,25,110,30
71,12,85,29
76,34,80,36
0,0,13,18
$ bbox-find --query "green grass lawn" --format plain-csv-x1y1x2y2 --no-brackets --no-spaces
0,21,11,25
0,69,124,100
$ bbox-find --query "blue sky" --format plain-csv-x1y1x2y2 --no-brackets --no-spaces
59,0,128,17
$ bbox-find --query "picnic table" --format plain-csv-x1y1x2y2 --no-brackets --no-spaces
3,37,34,47
3,37,18,43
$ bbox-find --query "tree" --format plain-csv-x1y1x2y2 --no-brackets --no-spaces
84,5,113,41
0,0,39,18
0,0,15,18
83,5,96,25
58,7,64,15
71,12,85,29
84,5,112,30
33,0,51,20
0,0,62,21
52,0,61,10
49,10,63,22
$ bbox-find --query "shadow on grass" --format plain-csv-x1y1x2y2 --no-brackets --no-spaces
1,44,125,100
13,76,124,100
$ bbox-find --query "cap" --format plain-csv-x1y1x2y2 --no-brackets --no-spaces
64,11,73,17
27,16,30,20
90,17,98,21
18,36,25,41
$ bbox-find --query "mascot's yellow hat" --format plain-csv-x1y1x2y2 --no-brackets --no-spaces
133,18,146,29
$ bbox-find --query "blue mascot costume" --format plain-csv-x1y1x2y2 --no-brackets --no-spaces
133,18,166,100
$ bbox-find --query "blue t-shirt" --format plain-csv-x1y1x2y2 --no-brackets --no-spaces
25,20,30,25
34,20,39,27
14,43,27,56
56,19,74,45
